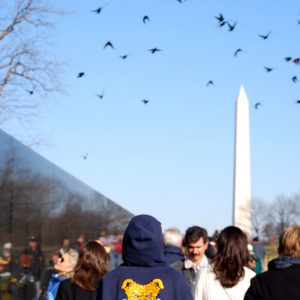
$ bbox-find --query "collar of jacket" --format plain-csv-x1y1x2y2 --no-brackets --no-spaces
268,256,300,270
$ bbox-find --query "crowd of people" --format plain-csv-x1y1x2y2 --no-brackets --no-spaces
0,215,299,300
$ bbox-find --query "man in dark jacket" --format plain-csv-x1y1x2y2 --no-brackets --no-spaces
96,214,193,300
23,236,45,300
171,226,210,296
244,225,300,300
163,227,184,265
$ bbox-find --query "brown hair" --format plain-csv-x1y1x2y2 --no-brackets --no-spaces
278,225,300,258
212,226,251,288
71,240,109,291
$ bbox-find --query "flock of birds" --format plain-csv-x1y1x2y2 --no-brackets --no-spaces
61,3,299,159
74,7,300,114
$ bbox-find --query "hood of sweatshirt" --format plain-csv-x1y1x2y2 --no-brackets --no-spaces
122,214,166,267
268,255,300,270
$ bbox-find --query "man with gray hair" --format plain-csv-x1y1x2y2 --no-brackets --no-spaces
163,227,184,265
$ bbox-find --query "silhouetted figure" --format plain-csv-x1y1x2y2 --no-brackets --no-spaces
143,15,150,23
96,91,105,99
215,13,224,23
293,58,300,64
234,48,244,57
104,41,114,49
296,100,300,104
120,54,130,59
264,66,276,72
206,80,214,87
255,102,262,110
142,99,149,104
148,48,161,54
292,76,297,83
259,31,272,39
91,5,107,14
284,56,292,62
81,153,88,160
77,72,85,78
26,89,34,95
227,21,237,31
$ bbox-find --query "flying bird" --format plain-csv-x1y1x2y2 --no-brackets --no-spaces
296,100,300,104
284,57,292,62
206,80,214,87
26,89,34,95
77,72,85,78
142,99,149,104
81,153,88,160
227,21,237,31
148,48,161,54
292,76,298,83
91,4,107,14
218,21,227,27
104,41,114,49
264,66,276,72
119,54,131,59
255,102,262,110
96,91,105,99
215,13,225,23
293,58,300,65
234,48,244,57
259,31,272,40
143,15,150,23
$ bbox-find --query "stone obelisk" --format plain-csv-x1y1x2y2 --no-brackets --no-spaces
233,86,251,238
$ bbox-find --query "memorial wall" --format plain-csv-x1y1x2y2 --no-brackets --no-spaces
0,129,133,248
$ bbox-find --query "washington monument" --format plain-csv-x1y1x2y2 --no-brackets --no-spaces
233,86,251,238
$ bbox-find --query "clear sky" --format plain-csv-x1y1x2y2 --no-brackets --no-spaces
4,0,300,235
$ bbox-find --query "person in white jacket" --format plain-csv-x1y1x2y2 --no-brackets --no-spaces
194,226,255,300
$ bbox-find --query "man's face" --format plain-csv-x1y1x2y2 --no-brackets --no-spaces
187,238,208,265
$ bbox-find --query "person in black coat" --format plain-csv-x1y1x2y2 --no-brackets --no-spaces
56,240,109,300
244,225,300,300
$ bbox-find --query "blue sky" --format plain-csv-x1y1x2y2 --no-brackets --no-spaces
5,0,300,235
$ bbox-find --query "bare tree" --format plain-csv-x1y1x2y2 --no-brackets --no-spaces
0,0,64,126
251,197,268,238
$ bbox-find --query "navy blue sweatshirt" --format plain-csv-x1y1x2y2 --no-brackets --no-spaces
96,214,193,300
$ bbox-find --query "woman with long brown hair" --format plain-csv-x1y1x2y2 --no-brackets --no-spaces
194,226,255,300
55,240,109,300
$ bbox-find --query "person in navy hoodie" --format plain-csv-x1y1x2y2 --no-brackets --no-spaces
96,214,193,300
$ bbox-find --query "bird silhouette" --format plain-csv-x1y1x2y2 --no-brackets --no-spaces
218,21,227,27
206,80,214,87
227,21,237,31
119,54,131,59
143,15,150,23
284,57,292,62
77,72,85,78
82,153,88,160
104,41,114,49
215,13,224,23
255,102,262,109
26,89,34,95
91,4,107,14
292,76,298,83
234,48,244,57
142,99,149,104
259,31,272,39
96,91,105,99
293,58,300,65
264,66,276,72
296,100,300,104
148,48,161,54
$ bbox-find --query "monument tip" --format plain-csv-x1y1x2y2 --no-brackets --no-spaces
237,85,249,104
